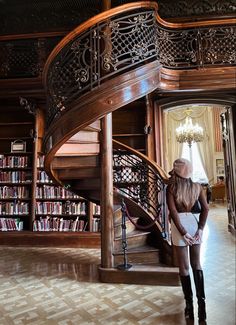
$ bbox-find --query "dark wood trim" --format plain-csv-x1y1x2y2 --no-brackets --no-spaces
0,31,66,41
159,66,236,92
0,231,101,248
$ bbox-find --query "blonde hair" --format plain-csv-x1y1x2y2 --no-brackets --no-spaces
171,176,201,210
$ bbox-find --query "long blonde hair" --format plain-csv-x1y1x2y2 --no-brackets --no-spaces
171,175,201,210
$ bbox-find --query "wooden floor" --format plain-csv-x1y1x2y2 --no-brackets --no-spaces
0,203,235,325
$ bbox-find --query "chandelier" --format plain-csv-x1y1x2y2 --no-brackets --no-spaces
176,109,204,147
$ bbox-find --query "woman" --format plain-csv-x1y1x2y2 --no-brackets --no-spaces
167,158,209,322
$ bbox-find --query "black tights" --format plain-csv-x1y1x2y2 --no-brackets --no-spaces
174,244,202,275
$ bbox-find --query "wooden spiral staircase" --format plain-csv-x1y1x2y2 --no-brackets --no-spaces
42,2,236,285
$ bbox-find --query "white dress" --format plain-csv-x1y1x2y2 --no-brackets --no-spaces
171,212,201,246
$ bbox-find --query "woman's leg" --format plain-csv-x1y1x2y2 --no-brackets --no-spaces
175,246,190,275
190,245,206,322
189,243,201,270
175,246,194,319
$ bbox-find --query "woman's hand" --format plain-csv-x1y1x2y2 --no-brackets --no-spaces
183,233,195,246
194,229,203,243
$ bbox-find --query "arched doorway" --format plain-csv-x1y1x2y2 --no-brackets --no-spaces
157,100,236,236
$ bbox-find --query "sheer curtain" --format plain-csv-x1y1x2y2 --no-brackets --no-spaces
164,106,215,182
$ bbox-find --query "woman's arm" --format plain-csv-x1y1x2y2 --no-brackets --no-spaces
198,187,209,230
193,186,209,242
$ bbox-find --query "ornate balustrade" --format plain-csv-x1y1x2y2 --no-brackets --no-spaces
44,4,159,126
113,140,170,239
43,2,236,127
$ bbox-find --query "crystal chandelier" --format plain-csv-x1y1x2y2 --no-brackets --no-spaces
176,110,204,147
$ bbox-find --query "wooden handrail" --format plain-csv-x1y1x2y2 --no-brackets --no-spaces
113,139,169,180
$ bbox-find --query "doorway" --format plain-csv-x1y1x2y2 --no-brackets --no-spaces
162,103,235,235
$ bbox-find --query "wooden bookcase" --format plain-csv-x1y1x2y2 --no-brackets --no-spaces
0,107,34,231
112,100,146,153
0,105,100,247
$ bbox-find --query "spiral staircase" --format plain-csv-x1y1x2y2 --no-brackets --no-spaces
42,2,236,285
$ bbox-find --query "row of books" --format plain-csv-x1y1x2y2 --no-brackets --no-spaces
0,171,32,183
92,217,101,232
33,216,88,232
0,156,30,168
0,217,23,231
35,201,86,215
0,202,29,215
93,204,101,215
0,186,29,198
37,156,44,168
36,185,81,199
37,171,53,183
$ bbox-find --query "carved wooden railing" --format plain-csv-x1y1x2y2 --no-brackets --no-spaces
43,1,236,127
113,139,170,240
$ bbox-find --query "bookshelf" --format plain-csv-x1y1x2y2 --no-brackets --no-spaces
0,105,101,247
0,106,34,231
112,100,146,153
214,153,225,183
34,154,91,232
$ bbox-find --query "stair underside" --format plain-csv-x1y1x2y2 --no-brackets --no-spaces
98,264,180,286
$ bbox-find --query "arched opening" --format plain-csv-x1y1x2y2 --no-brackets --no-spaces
161,101,236,235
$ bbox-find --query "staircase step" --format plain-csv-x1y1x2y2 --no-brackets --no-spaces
69,130,100,143
53,155,99,169
57,142,100,155
58,167,100,180
72,178,100,190
114,218,137,238
114,245,160,265
98,264,180,286
114,230,150,250
84,120,101,132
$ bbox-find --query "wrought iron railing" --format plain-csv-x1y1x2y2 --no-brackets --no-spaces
157,25,236,69
43,2,236,127
45,6,159,126
113,140,170,239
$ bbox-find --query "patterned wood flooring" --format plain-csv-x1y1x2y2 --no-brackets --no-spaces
0,203,235,325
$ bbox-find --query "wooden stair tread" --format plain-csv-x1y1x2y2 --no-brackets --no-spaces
114,217,138,226
114,230,150,240
114,245,159,255
99,264,180,286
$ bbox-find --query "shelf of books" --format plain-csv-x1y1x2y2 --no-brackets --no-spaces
0,107,101,247
34,155,101,233
0,154,32,231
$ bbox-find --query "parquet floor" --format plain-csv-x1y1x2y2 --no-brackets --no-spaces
0,203,235,325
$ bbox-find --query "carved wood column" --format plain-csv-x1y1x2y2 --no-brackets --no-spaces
100,0,114,268
101,113,114,268
145,94,156,161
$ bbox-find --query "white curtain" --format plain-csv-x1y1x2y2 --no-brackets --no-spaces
164,106,215,182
